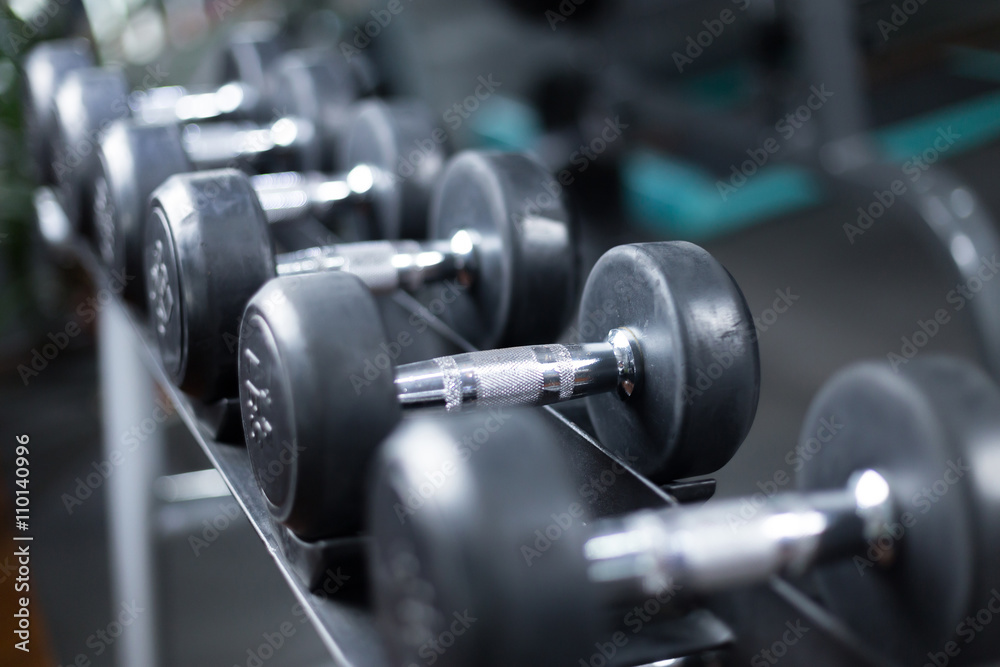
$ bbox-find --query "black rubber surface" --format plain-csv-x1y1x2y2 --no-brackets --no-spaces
219,21,286,100
52,67,130,234
799,356,1000,666
369,410,601,667
428,150,577,348
342,99,445,240
580,241,760,481
269,48,361,171
144,169,276,401
240,271,400,540
21,38,94,184
95,121,193,306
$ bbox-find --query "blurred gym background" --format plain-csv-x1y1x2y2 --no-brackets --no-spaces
0,0,999,664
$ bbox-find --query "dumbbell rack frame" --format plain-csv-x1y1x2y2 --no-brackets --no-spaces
52,190,895,667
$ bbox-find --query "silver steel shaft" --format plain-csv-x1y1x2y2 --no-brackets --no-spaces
394,329,641,411
582,470,894,602
251,167,374,224
133,82,258,125
273,238,466,293
182,117,314,169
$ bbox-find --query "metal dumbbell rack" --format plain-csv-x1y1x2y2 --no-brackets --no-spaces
41,193,895,666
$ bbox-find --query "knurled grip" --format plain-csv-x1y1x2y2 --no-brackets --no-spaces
432,344,577,410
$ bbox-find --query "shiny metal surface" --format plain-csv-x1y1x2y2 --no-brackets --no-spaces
250,165,377,223
273,231,476,295
584,471,893,600
394,329,641,411
181,117,315,168
133,82,258,125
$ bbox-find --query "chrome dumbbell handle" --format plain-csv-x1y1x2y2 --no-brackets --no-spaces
273,231,478,293
394,329,642,411
583,470,895,602
181,117,314,169
251,166,380,223
133,82,259,125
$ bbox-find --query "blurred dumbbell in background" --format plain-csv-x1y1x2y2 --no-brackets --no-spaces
21,38,94,185
96,96,441,304
369,356,1000,667
144,150,574,403
22,22,283,190
51,41,375,238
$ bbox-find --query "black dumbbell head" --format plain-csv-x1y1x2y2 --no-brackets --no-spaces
218,21,286,101
52,67,130,232
342,99,446,240
21,38,94,184
95,121,193,304
268,48,362,171
145,169,276,401
428,151,577,349
579,241,760,481
798,356,1000,666
369,410,601,667
239,271,400,539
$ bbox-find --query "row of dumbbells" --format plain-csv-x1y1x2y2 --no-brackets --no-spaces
29,23,998,667
25,26,762,535
25,23,435,295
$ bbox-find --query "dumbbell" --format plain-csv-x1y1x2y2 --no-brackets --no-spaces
21,38,94,184
238,241,758,540
214,21,290,106
97,99,440,305
145,150,573,403
53,44,363,234
368,356,1000,667
22,23,282,189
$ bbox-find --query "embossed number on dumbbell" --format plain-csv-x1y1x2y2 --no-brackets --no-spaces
93,176,117,267
242,347,274,447
147,239,174,335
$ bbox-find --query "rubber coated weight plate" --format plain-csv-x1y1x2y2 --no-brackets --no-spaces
343,99,445,240
145,169,276,401
22,39,94,184
428,151,577,349
53,68,130,233
369,410,600,667
239,271,400,539
219,21,285,101
579,242,759,481
799,357,1000,666
269,49,360,171
96,121,193,304
145,206,184,380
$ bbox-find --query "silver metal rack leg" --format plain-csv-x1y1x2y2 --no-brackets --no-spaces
99,302,163,667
